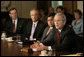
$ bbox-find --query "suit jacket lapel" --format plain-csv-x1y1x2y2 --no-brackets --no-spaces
53,28,58,44
45,26,50,36
60,30,65,42
33,21,40,36
16,18,19,33
10,19,13,33
60,25,69,42
42,26,50,40
30,21,33,33
16,18,22,32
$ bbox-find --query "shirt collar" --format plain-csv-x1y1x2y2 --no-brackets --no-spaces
33,21,38,25
50,27,53,29
58,29,62,32
12,18,18,23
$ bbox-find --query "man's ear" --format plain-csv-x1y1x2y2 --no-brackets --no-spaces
64,20,66,25
9,14,11,17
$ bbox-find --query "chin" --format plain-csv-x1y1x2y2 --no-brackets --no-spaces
33,21,37,22
56,27,59,29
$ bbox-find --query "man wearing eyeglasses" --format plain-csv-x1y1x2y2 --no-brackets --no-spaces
5,8,26,37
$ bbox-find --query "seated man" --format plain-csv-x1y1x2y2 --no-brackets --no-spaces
30,13,77,52
23,9,47,41
41,13,55,43
5,8,26,37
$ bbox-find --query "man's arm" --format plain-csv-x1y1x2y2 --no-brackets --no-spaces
51,29,76,51
41,31,55,46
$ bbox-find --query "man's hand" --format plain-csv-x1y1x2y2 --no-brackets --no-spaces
30,41,48,51
37,45,48,51
30,42,40,48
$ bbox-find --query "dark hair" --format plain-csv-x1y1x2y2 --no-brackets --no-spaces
56,6,65,11
9,8,17,14
47,13,55,17
74,9,82,18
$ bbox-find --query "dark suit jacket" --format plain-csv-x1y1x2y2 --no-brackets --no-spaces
64,13,75,25
5,18,26,37
23,19,47,41
41,26,54,42
42,25,77,52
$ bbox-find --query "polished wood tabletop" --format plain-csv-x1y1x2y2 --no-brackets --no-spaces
1,39,75,56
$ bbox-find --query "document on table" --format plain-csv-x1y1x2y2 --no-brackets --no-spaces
60,54,77,56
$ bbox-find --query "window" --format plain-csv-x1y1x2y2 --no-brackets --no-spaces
51,1,62,13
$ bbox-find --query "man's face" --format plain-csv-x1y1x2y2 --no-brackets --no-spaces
30,10,40,22
56,8,64,13
9,9,17,20
48,7,54,13
47,16,54,27
54,15,66,29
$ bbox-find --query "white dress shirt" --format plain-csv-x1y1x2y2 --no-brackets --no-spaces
50,27,53,29
12,18,18,31
30,21,38,39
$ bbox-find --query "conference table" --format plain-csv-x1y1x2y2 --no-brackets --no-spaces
1,39,76,56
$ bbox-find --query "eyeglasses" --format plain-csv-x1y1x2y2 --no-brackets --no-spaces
54,19,64,22
10,12,17,14
47,19,54,21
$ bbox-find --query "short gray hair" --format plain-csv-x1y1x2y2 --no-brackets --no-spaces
54,13,66,22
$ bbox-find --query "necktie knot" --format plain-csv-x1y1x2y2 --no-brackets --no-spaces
33,24,35,28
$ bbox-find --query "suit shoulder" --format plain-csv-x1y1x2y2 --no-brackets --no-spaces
6,19,12,23
44,26,49,30
18,18,26,21
39,20,44,24
65,26,75,35
38,20,47,26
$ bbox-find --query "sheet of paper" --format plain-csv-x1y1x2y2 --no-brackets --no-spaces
60,54,77,56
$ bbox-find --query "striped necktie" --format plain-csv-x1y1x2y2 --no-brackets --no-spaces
13,20,16,33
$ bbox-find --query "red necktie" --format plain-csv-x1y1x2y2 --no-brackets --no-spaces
57,31,60,45
13,21,16,33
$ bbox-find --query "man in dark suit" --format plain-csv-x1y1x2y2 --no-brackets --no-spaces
41,13,55,42
23,9,47,41
30,13,77,52
5,8,26,37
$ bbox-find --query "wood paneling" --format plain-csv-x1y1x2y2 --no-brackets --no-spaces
37,1,51,10
63,1,77,15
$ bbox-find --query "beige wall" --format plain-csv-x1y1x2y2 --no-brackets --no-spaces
1,1,83,18
1,1,37,18
21,1,37,18
77,1,83,14
11,1,37,18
